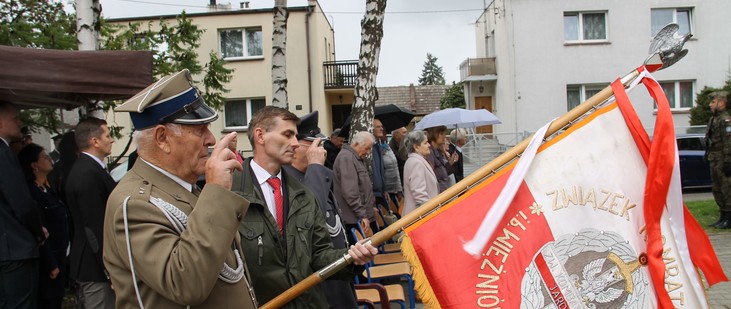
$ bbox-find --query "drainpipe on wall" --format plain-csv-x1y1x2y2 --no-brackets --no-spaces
305,4,313,112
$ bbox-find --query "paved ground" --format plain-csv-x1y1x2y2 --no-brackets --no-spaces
708,233,731,308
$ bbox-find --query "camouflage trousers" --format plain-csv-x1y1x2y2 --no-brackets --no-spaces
710,158,731,212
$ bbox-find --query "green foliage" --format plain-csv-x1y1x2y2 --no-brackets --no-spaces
1,0,77,134
440,82,465,109
689,78,731,125
101,12,233,112
418,53,445,86
0,0,76,49
202,51,233,111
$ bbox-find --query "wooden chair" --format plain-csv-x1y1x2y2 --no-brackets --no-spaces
350,227,416,309
355,283,407,309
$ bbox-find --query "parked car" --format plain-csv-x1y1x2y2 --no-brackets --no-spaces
677,134,711,189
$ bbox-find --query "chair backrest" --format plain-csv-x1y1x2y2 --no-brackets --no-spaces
350,226,366,243
354,283,391,309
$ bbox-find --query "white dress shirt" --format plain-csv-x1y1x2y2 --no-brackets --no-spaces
250,159,282,219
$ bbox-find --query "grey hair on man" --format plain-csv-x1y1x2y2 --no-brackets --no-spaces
449,128,467,145
404,130,427,154
132,123,183,157
350,131,374,146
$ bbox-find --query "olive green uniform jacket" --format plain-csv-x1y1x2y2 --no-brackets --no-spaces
103,161,257,308
237,158,356,308
707,110,731,211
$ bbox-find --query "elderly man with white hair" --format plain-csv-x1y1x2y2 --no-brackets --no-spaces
103,70,257,308
448,128,467,183
333,131,376,245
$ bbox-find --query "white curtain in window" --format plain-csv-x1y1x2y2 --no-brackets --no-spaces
660,82,676,108
679,81,693,108
246,29,263,56
250,99,265,115
567,86,581,110
225,100,247,127
221,30,243,58
582,13,606,40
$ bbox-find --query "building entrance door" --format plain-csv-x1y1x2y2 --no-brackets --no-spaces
475,96,493,134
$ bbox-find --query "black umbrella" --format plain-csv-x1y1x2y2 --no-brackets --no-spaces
338,104,414,138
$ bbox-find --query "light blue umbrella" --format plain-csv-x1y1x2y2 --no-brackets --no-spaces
414,108,501,130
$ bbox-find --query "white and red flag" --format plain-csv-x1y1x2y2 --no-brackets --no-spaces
401,67,727,308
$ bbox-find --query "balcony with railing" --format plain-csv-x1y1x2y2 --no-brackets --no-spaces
323,60,358,89
459,57,497,81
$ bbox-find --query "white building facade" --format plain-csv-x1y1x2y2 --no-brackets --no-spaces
461,0,731,139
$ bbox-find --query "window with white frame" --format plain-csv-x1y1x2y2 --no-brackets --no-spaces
651,8,692,37
658,81,694,109
220,28,263,59
224,98,266,129
566,84,606,110
564,11,607,42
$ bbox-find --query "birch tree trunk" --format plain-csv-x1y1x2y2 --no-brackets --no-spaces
350,0,387,140
76,0,104,118
271,0,288,108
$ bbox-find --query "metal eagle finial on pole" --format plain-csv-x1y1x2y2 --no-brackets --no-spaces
259,23,691,309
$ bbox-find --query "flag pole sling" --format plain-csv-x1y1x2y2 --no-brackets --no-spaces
260,69,642,309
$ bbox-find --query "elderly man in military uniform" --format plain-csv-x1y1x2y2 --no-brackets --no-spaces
706,91,731,229
281,111,358,308
103,69,257,308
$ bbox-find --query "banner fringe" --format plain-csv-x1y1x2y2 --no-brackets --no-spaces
401,235,441,308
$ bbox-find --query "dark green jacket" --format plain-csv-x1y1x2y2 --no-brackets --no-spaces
237,158,353,308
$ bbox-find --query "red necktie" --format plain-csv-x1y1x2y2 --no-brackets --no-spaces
266,177,284,234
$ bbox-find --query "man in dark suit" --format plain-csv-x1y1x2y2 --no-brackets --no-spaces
0,101,47,309
448,128,467,183
65,117,116,309
282,111,357,308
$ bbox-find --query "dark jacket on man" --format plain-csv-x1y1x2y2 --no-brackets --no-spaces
323,140,340,169
238,158,355,308
448,143,465,183
283,164,357,309
66,153,116,282
0,141,44,261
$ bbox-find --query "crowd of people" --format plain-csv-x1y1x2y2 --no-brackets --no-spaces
0,69,468,308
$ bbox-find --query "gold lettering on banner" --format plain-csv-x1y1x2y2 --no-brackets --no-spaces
475,207,537,307
661,236,686,306
546,186,635,221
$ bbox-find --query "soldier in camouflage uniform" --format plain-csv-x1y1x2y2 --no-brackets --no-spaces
706,91,731,229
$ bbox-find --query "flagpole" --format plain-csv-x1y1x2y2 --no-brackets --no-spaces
260,70,641,309
262,21,692,307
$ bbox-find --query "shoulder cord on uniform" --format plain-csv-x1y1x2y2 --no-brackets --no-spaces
123,196,150,309
122,194,248,309
148,196,245,284
326,212,346,240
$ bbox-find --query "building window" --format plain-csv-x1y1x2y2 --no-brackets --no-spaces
651,8,691,37
564,12,607,42
220,28,263,59
566,84,606,110
224,98,266,129
658,81,694,109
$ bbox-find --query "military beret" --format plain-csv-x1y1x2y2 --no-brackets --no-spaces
115,69,218,129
